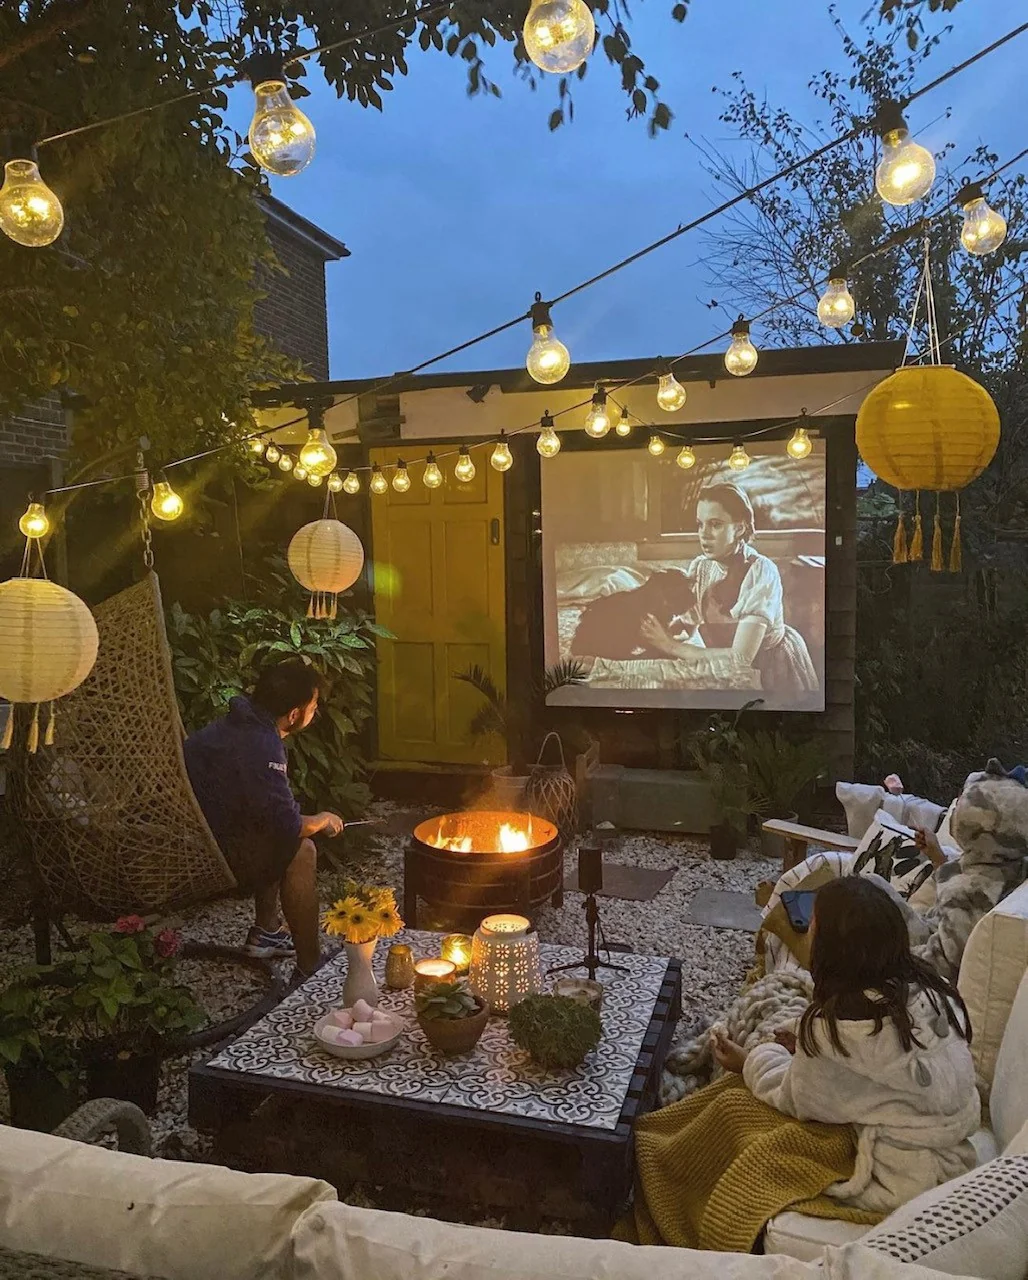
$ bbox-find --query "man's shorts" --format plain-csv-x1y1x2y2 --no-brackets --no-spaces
218,829,301,893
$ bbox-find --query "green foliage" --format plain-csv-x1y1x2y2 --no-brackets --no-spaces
415,979,480,1021
680,701,764,769
0,972,78,1086
455,660,586,773
167,572,380,815
736,730,826,819
508,993,602,1069
692,758,764,837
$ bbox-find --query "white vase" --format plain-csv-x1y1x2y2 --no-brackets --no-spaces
342,940,380,1009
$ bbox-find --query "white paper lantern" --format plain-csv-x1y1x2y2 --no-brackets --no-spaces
287,519,365,619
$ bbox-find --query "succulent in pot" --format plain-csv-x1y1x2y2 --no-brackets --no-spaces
415,978,489,1055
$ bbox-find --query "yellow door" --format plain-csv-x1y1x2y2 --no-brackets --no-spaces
370,448,506,765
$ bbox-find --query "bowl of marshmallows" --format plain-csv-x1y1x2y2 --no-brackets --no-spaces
314,999,404,1060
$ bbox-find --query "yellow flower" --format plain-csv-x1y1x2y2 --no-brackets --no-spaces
322,896,362,938
368,886,396,912
375,906,403,938
344,906,379,945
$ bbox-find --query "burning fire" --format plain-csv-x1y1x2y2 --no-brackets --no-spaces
423,815,536,854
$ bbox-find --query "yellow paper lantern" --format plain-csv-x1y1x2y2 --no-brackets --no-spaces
287,518,365,619
0,578,99,752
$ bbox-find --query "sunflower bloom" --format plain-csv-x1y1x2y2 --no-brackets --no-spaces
322,896,362,938
344,907,379,945
376,906,403,938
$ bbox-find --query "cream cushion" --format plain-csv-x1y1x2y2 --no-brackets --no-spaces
988,968,1028,1152
762,1212,870,1262
0,1124,335,1280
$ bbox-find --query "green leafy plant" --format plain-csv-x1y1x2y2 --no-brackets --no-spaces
680,701,764,769
692,757,765,838
508,993,602,1069
455,660,587,774
736,730,826,819
415,979,482,1021
0,973,79,1088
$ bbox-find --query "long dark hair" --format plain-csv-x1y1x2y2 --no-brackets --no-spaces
798,876,972,1057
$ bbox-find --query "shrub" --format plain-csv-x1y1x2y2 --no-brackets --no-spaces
508,993,602,1068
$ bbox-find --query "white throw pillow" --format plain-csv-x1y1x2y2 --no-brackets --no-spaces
852,816,936,907
1004,1118,1028,1157
0,1125,335,1280
836,783,888,839
990,969,1028,1152
900,795,947,835
858,1155,1028,1280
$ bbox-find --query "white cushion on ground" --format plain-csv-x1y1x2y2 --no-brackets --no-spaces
0,1125,335,1280
957,878,1028,1093
763,1211,871,1261
989,968,1028,1151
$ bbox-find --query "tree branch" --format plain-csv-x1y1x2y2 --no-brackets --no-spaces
0,0,98,73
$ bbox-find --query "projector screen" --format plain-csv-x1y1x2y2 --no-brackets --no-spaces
541,440,826,712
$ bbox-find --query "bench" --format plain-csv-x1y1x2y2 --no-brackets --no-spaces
755,820,861,906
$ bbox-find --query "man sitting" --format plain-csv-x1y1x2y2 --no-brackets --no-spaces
184,659,345,980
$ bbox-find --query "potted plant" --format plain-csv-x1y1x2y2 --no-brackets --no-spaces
0,974,80,1132
508,993,602,1069
693,759,764,860
737,730,826,859
415,978,489,1054
322,881,404,1008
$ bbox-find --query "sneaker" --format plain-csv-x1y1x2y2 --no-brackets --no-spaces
244,926,296,959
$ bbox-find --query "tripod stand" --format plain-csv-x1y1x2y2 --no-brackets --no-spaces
548,891,628,981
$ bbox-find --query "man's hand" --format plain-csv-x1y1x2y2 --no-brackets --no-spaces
711,1029,748,1074
301,812,345,838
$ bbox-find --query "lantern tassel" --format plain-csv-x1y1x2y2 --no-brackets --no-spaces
328,594,337,621
950,504,963,574
892,513,909,564
26,704,40,755
307,594,315,619
44,701,56,747
909,497,924,562
1,706,13,752
931,500,944,572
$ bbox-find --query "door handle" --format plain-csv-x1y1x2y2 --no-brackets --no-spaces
490,518,500,545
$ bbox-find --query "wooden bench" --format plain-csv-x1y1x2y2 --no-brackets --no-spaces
755,820,861,907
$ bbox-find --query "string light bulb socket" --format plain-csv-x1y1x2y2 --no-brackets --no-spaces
873,100,935,206
526,293,571,385
655,359,687,412
728,442,751,471
423,452,443,488
490,431,514,472
370,464,389,495
454,445,477,483
583,387,611,438
0,139,64,248
18,498,50,539
342,470,361,494
616,406,632,437
725,317,758,377
150,473,184,522
647,434,665,457
392,458,412,492
245,50,316,177
536,411,561,458
817,268,856,329
956,181,1007,256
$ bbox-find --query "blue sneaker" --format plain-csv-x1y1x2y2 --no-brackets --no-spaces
244,926,295,959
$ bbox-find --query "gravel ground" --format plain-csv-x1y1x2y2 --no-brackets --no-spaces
0,800,780,1224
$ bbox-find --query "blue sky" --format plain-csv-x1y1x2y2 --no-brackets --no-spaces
240,0,1025,381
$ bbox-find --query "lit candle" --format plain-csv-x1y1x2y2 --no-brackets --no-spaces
440,934,473,975
480,914,531,939
413,958,456,992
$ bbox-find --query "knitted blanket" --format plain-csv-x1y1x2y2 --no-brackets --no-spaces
616,1076,882,1252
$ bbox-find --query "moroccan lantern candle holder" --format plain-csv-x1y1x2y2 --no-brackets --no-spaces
469,913,542,1014
413,958,456,992
440,933,473,975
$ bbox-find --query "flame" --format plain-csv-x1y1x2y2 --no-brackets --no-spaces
423,815,534,854
498,822,530,853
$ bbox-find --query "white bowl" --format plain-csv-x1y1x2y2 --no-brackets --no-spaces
313,1011,404,1060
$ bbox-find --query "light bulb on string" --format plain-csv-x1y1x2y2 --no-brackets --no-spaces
0,146,64,248
676,446,696,470
817,272,856,329
522,0,595,74
725,317,758,377
956,181,1007,256
526,293,571,385
455,446,476,483
490,432,514,472
248,437,267,456
584,388,611,438
656,361,687,412
370,464,388,495
536,411,561,458
245,51,316,177
647,434,665,457
293,464,309,482
298,426,337,477
342,470,361,494
151,474,184,522
787,416,813,460
728,443,751,471
423,452,443,488
392,459,411,492
874,102,935,206
308,473,323,487
265,443,281,464
616,406,632,437
18,500,50,539
277,452,294,472
327,472,344,493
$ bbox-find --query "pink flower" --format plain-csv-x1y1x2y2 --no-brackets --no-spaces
154,928,181,958
114,914,146,934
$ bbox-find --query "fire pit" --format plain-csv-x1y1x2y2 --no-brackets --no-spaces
404,810,563,930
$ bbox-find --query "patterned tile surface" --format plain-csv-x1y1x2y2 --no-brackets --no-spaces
207,930,670,1131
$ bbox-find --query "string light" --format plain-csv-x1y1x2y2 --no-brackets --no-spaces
956,181,1007,255
676,446,696,470
616,406,632,437
150,474,184,521
725,317,758,377
308,472,323,487
342,470,361,494
423,452,443,487
817,273,856,329
277,452,294,472
246,52,316,177
583,388,611,438
656,361,687,412
327,472,344,492
874,101,935,206
265,443,281,463
298,426,337,477
526,293,571,385
522,0,595,74
392,459,411,492
728,443,751,471
248,437,267,456
18,501,50,539
490,431,514,472
787,422,813,459
647,434,665,457
293,463,309,481
0,147,64,248
370,464,388,494
537,411,562,457
455,446,476,483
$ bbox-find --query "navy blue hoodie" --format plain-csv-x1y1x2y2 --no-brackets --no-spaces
184,696,302,848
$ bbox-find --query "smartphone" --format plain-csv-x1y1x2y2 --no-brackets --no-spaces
781,889,816,934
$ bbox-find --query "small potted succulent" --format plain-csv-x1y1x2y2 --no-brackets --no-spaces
508,993,602,1069
415,978,489,1055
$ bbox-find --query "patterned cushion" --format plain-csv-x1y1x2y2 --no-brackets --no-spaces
861,1155,1028,1280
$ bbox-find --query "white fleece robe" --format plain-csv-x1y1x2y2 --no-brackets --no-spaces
741,990,980,1214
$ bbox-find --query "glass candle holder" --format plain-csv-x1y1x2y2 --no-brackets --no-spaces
440,933,473,975
384,944,415,991
413,958,456,992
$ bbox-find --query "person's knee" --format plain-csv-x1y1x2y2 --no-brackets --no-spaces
289,838,317,877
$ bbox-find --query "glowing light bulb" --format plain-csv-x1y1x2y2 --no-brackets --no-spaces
327,472,343,492
584,388,611,438
370,465,389,495
18,501,49,539
308,472,323,487
277,453,294,472
455,446,476,483
0,156,64,248
874,105,934,206
957,182,1007,256
523,0,595,74
616,407,632,437
392,460,411,492
265,443,281,463
342,470,360,494
246,53,316,177
151,476,184,522
787,425,813,460
298,427,337,477
293,464,308,481
490,432,514,472
423,453,443,488
728,444,751,471
725,317,758,377
537,412,562,457
647,434,665,457
656,363,687,412
248,437,267,456
817,276,855,329
526,293,570,385
676,446,696,470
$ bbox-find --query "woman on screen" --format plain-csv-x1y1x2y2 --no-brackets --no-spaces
640,482,817,698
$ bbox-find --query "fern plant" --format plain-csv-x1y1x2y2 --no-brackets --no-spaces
736,730,826,819
454,660,586,773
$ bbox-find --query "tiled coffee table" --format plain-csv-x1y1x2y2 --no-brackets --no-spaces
189,930,681,1230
